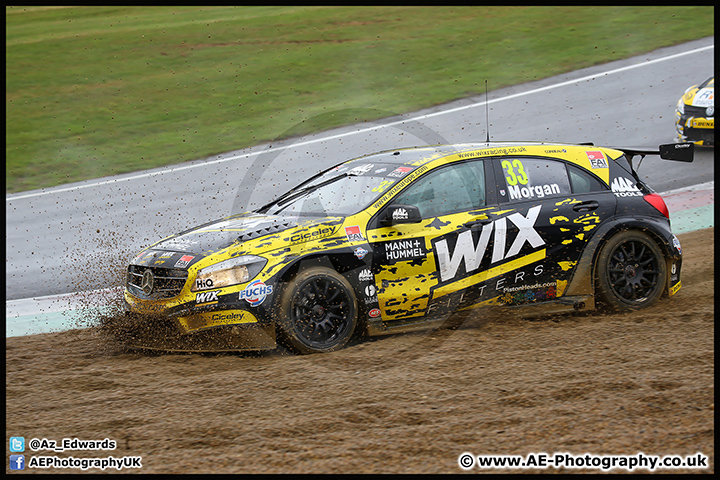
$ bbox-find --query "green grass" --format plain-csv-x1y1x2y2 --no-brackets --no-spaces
5,6,714,193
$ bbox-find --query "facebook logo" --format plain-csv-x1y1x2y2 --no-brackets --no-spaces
9,436,25,452
9,454,25,470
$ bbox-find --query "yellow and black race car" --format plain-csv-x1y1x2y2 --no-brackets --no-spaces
675,76,714,146
122,141,693,354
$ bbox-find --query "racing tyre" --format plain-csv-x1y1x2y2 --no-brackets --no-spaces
595,231,667,311
277,266,358,354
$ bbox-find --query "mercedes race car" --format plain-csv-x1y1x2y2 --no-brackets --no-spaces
675,76,714,146
122,141,693,354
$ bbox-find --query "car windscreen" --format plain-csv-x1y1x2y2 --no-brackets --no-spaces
262,163,418,217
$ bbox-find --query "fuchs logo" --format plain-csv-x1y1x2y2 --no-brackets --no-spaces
345,225,365,242
392,208,408,220
239,279,273,307
358,268,373,282
611,177,643,197
196,290,219,304
433,205,544,282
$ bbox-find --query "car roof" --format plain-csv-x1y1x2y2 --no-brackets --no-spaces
343,142,622,169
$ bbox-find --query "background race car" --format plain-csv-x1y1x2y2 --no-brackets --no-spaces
675,76,714,146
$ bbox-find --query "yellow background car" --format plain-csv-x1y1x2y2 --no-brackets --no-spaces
675,76,714,146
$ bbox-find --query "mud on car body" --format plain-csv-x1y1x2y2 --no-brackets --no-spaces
675,76,714,146
123,142,693,354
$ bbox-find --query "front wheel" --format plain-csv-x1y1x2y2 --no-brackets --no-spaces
276,266,358,354
595,231,667,311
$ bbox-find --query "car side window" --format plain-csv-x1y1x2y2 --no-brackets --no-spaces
496,157,572,203
392,160,485,218
567,163,607,193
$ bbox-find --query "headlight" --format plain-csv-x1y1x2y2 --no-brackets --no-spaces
191,255,267,291
676,99,685,115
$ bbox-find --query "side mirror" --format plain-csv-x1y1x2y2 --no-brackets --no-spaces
380,204,422,226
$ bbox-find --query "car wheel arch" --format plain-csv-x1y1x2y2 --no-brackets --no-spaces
269,251,371,324
562,218,673,300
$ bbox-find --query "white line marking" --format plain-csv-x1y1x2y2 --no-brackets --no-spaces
6,44,713,202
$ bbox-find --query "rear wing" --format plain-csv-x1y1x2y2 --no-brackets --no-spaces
611,142,694,182
618,142,695,163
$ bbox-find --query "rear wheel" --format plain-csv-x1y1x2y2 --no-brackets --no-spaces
595,231,667,311
276,266,358,354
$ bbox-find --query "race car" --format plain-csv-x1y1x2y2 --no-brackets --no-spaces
121,141,693,354
675,76,714,146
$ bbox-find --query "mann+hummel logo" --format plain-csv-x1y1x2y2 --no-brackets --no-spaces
611,177,643,197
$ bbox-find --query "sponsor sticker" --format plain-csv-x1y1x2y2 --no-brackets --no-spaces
392,207,409,220
377,238,427,264
368,308,381,318
586,151,608,169
354,247,368,259
178,310,258,332
239,279,274,307
611,177,643,197
672,235,682,254
195,278,215,290
195,290,219,304
174,254,195,268
433,206,545,282
345,225,365,242
348,163,374,175
387,166,413,178
358,268,373,282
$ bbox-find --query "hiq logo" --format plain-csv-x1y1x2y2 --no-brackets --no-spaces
239,280,273,307
9,436,25,452
10,454,25,470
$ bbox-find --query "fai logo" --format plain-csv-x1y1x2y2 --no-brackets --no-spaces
387,166,413,178
586,150,608,169
174,254,195,268
345,225,365,242
239,279,273,307
611,177,643,197
434,205,545,282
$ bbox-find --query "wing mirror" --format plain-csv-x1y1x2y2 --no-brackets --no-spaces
380,204,422,226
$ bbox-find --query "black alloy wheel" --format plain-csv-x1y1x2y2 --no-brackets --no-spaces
278,266,358,354
596,231,667,311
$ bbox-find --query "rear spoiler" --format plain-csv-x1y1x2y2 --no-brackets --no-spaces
611,142,694,183
618,142,695,163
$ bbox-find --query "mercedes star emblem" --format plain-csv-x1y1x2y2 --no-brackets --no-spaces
141,270,154,295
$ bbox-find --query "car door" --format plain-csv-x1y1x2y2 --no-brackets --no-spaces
367,158,501,322
490,155,616,304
